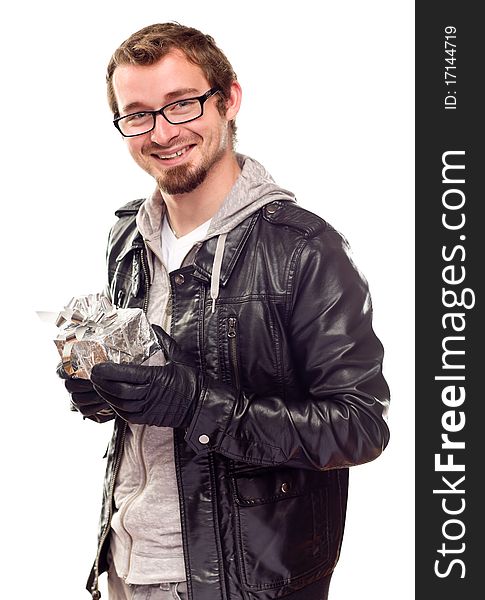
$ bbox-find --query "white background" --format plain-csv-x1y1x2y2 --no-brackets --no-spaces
1,1,414,598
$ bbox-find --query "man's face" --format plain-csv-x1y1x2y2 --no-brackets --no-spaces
112,50,234,195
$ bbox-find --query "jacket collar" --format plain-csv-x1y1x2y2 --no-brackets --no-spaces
191,211,259,286
114,209,259,288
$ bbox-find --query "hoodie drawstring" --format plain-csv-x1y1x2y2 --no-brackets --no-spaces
210,233,227,314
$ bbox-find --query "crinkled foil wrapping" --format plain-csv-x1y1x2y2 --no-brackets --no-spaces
54,294,160,379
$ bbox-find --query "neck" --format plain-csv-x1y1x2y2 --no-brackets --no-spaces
162,152,240,238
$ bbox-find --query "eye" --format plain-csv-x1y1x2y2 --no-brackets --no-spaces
125,112,150,123
166,99,199,115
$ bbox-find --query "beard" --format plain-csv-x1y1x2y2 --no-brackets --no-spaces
152,132,228,195
156,161,211,195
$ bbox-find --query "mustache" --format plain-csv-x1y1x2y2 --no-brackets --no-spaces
143,139,198,153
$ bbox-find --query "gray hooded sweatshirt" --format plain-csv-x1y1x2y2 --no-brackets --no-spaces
109,154,296,585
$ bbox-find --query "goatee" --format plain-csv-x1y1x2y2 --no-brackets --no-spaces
156,163,210,195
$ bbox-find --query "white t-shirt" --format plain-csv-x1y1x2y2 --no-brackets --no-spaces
161,216,212,272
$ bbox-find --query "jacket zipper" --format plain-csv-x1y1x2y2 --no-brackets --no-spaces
90,422,127,599
141,248,151,313
109,245,153,583
90,248,151,599
119,425,148,581
227,316,240,389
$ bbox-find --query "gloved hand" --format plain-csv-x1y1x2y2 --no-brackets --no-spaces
90,325,204,428
57,363,115,423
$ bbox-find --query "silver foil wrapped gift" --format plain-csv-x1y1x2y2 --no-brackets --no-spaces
54,294,160,379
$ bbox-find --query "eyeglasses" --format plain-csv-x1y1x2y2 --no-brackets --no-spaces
113,87,221,137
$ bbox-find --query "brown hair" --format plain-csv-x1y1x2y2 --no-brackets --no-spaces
107,22,238,139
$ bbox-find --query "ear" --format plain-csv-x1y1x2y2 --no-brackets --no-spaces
224,80,242,121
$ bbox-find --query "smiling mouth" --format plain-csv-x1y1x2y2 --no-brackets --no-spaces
152,145,194,160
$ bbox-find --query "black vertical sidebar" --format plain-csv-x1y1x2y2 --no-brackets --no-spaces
416,3,483,598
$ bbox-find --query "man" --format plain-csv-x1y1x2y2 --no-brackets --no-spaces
62,22,390,600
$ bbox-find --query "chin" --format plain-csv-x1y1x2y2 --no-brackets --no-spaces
156,164,209,195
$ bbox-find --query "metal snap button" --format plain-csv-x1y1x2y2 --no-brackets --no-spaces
198,434,210,445
174,274,185,285
266,202,279,215
281,482,290,493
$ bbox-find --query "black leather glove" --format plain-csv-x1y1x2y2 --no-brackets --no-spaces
57,363,115,423
90,325,204,428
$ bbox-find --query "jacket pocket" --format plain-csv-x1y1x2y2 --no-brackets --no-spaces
227,315,240,389
231,467,336,590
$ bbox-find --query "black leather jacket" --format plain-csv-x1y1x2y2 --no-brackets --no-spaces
87,198,390,600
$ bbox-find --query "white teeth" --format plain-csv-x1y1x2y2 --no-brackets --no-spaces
158,146,189,160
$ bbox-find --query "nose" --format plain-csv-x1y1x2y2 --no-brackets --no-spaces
150,112,181,146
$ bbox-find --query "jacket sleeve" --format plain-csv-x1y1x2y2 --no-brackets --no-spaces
184,228,390,470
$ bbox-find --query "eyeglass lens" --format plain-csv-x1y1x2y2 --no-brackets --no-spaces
117,98,203,136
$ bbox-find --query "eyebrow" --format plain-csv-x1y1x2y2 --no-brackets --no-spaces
121,88,200,115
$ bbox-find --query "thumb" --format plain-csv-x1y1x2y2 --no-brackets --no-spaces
56,361,69,380
152,324,177,360
151,324,192,365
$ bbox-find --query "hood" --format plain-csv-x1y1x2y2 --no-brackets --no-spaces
205,153,296,237
137,153,296,312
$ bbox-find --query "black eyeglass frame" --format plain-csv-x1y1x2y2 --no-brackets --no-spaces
113,87,222,137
